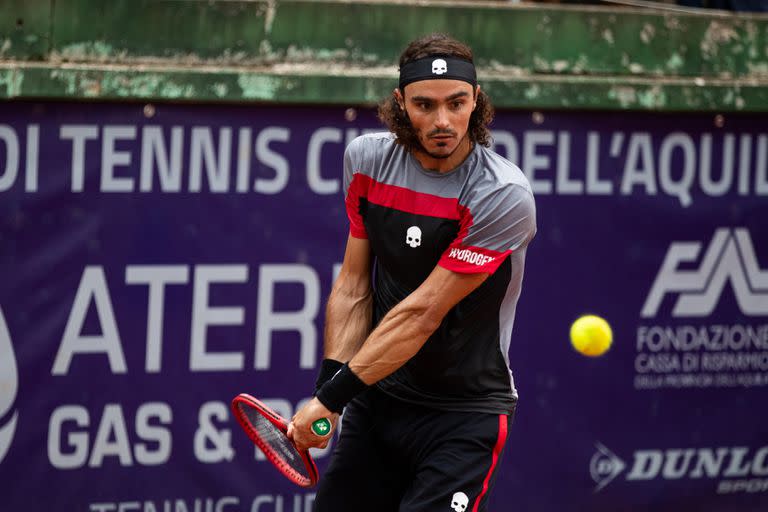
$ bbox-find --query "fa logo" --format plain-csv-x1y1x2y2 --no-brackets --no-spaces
642,228,768,318
0,306,19,464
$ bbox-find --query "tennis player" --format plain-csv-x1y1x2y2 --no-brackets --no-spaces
287,33,537,511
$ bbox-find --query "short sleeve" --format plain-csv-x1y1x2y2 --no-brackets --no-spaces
438,184,536,274
343,137,368,239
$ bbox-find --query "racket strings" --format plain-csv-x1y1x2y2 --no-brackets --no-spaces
239,404,312,480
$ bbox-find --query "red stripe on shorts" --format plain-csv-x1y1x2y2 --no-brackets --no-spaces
472,414,508,512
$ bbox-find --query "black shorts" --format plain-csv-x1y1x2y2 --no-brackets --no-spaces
314,388,513,512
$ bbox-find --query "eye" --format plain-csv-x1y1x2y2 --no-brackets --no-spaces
450,100,465,110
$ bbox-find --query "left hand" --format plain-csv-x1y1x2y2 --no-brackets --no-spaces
287,398,338,451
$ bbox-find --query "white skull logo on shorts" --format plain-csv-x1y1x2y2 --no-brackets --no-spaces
432,58,448,75
406,226,422,248
451,492,469,512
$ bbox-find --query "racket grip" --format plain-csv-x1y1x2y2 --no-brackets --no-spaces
311,418,332,437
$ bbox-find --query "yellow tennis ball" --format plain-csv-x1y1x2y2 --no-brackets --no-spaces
570,315,613,357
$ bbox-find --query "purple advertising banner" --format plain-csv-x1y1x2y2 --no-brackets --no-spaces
0,101,766,511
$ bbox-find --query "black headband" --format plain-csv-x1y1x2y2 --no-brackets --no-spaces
398,55,477,91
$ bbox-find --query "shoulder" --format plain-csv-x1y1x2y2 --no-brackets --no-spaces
346,132,398,161
345,132,405,184
464,146,534,208
478,145,532,194
457,147,537,249
344,132,399,189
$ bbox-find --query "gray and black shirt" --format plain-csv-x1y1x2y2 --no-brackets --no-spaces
343,132,536,414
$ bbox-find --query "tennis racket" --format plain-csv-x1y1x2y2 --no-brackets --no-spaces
231,393,331,488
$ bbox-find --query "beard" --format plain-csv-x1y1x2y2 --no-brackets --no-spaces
423,148,452,160
418,130,467,160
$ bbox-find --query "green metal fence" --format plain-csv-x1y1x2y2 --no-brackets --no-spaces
1,0,767,110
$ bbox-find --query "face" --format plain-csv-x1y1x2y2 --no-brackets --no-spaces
397,80,478,164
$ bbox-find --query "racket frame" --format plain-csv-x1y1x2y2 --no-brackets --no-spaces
231,393,319,487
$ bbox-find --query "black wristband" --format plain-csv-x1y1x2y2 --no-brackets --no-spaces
315,364,368,414
314,359,344,395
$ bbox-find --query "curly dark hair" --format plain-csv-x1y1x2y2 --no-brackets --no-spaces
378,33,494,151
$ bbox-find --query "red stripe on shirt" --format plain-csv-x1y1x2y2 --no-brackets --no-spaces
345,173,370,238
435,204,511,275
438,244,511,274
346,174,462,235
346,173,512,274
368,178,460,219
472,414,508,512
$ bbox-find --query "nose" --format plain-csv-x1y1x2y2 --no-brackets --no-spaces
434,106,450,129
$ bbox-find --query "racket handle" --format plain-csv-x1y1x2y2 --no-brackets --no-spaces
311,418,332,437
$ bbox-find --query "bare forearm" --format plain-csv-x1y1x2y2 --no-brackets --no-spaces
323,280,373,362
346,266,488,386
347,299,439,385
314,266,487,418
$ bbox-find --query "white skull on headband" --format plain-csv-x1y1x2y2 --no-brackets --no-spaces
431,58,448,75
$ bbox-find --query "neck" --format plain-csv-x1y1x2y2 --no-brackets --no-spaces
412,135,473,173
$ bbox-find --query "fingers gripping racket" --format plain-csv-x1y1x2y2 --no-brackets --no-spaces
231,394,331,487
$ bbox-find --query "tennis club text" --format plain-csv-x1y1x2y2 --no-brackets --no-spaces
88,494,316,512
1,124,767,207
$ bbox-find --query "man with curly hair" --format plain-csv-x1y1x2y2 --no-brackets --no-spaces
288,33,536,511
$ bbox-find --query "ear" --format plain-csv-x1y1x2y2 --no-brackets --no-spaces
473,85,481,110
394,88,405,110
